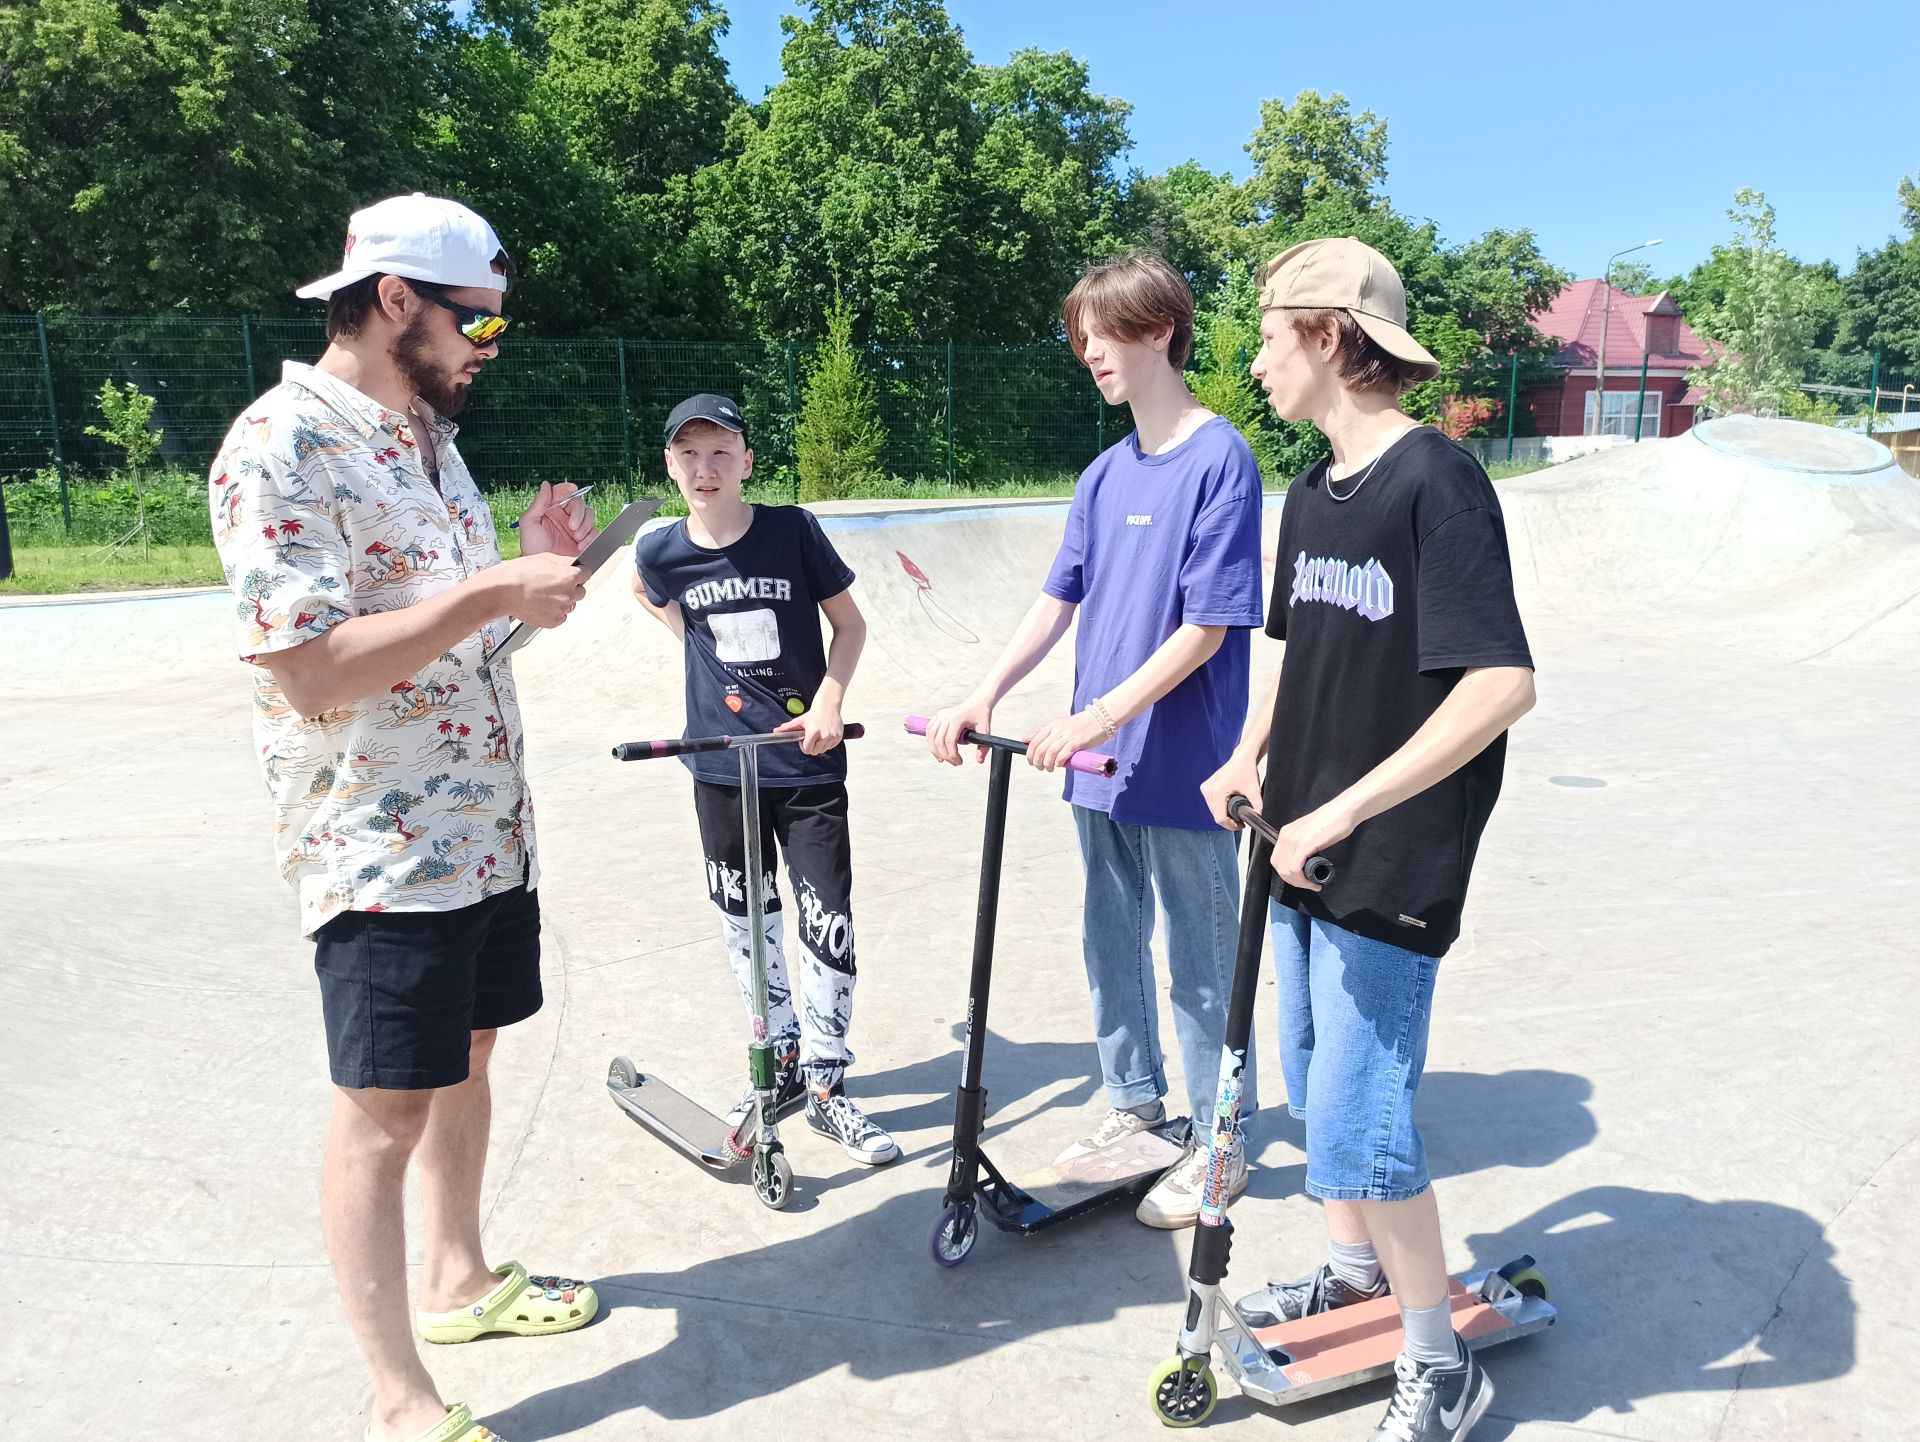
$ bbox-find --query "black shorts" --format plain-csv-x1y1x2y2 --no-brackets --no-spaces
313,885,543,1091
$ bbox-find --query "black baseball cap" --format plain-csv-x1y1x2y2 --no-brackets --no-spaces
663,393,750,447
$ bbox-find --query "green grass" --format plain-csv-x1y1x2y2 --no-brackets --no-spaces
1485,457,1553,480
0,543,225,595
2,476,1092,590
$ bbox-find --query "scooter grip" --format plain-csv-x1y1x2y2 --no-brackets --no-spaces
903,715,1117,777
612,740,669,761
1227,794,1335,884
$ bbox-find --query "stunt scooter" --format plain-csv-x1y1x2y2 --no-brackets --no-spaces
605,724,865,1212
905,715,1192,1267
1150,795,1555,1427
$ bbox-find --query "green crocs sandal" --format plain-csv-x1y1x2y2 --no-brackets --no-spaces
419,1260,599,1344
365,1402,503,1442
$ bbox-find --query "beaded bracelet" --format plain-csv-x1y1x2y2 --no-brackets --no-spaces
1089,696,1119,741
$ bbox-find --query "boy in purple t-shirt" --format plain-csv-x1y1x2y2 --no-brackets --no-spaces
927,253,1265,1228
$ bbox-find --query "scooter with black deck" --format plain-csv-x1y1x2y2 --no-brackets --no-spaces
905,714,1192,1267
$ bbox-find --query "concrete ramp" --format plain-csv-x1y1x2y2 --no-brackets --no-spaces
1500,417,1920,664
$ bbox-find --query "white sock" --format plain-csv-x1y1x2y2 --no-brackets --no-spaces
1399,1297,1463,1368
1329,1238,1383,1292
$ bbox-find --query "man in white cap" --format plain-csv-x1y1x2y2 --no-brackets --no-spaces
210,194,597,1442
1203,237,1537,1442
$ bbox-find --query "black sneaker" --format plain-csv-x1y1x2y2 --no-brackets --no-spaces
1236,1261,1391,1328
804,1085,900,1166
1368,1343,1493,1442
724,1049,805,1136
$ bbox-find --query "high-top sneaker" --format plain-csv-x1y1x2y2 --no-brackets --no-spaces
804,1084,900,1166
723,1047,804,1139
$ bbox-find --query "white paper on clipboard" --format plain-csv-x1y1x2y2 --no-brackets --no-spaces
489,498,663,663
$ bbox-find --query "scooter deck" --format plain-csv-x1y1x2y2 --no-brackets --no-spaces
1236,1270,1557,1404
608,1070,738,1172
1015,1128,1187,1212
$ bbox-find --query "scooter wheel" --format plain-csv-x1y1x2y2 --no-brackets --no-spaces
752,1149,794,1210
1498,1262,1549,1300
607,1055,639,1089
929,1203,977,1268
1149,1354,1216,1428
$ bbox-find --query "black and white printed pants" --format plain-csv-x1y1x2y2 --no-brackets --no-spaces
691,779,857,1089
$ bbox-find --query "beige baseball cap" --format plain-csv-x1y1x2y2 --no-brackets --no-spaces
1258,236,1440,381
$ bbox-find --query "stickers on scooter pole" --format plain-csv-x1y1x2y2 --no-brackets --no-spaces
1199,1046,1247,1225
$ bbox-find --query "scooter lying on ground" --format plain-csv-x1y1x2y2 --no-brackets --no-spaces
605,724,865,1212
905,714,1192,1267
1150,794,1555,1427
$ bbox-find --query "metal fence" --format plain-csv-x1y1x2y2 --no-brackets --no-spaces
1,314,1129,517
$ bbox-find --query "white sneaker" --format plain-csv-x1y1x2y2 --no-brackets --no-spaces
1053,1103,1166,1164
1136,1140,1248,1229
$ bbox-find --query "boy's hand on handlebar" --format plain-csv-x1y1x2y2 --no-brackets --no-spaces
1025,709,1106,773
927,698,992,765
775,704,843,756
1201,750,1264,830
1269,800,1357,893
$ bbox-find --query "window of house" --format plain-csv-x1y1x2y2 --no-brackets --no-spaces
1585,388,1662,438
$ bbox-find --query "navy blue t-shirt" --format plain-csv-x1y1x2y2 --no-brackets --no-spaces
635,506,857,787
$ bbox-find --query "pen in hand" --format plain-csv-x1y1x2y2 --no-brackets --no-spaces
510,483,596,530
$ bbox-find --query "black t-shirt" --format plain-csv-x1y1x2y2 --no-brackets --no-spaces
1263,427,1533,957
635,505,857,787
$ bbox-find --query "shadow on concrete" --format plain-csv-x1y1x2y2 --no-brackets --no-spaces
498,1061,1609,1436
1225,1184,1854,1436
1246,1068,1598,1199
490,1182,1186,1436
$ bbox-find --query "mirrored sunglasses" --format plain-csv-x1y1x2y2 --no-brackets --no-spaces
410,283,511,346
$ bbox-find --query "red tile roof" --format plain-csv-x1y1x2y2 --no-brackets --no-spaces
1533,279,1720,371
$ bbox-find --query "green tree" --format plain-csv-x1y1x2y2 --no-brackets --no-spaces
429,0,738,333
0,0,455,312
1186,266,1279,478
1688,189,1816,416
1837,174,1920,371
1242,90,1387,232
795,294,886,500
83,379,163,557
696,0,1131,342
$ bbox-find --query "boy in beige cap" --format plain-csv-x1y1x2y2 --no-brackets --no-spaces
1203,237,1537,1442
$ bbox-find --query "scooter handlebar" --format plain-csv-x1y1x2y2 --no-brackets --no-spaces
903,714,1117,777
613,723,865,762
1226,793,1334,885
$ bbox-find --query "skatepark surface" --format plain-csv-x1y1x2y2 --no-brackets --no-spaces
4,417,1916,1440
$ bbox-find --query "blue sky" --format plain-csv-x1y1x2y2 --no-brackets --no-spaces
716,0,1915,281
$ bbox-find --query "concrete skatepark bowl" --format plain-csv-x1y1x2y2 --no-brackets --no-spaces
2,417,1915,1439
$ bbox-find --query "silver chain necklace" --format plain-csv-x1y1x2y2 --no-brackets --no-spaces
1325,429,1411,502
1325,448,1385,502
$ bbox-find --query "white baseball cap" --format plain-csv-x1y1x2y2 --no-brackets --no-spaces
296,193,510,300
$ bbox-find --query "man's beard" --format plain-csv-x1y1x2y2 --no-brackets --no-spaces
393,312,469,418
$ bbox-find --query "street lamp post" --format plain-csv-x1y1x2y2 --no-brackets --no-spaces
1594,238,1663,436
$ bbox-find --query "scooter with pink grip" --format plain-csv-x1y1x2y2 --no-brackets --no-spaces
904,714,1192,1265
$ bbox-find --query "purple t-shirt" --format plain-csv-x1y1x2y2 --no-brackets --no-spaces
1042,416,1265,829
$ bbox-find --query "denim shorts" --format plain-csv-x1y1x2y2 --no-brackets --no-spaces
1271,901,1439,1202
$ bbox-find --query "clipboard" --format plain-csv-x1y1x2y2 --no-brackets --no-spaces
489,497,663,663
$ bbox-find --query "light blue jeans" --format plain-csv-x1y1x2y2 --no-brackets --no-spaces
1270,901,1439,1201
1072,805,1255,1128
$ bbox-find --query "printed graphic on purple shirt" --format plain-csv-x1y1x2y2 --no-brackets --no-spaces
1042,416,1264,830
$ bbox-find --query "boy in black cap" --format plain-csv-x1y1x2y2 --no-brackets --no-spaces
630,394,897,1165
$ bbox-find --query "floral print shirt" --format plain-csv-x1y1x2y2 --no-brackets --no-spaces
210,362,539,937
